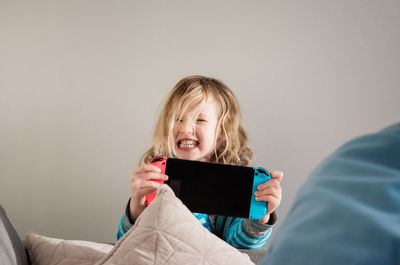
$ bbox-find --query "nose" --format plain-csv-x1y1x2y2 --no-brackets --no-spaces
178,119,195,134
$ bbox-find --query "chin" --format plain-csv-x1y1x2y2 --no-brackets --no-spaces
177,154,199,161
175,150,203,161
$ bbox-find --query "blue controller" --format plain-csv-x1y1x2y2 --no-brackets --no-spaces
249,167,271,219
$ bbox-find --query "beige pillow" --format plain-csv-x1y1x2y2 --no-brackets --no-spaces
25,232,113,265
96,185,254,265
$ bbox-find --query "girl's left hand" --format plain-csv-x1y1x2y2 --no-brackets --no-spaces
254,170,283,224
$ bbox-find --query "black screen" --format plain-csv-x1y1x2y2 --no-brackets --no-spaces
165,158,254,218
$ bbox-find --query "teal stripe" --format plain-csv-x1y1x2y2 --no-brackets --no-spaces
237,227,270,249
227,219,271,249
238,227,270,245
117,215,126,240
222,217,235,239
228,222,248,248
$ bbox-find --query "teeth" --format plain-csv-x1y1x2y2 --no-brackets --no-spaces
179,140,198,148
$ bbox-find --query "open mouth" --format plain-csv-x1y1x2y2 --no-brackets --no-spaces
178,139,199,148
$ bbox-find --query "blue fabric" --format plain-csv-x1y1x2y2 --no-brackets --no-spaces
261,123,400,264
225,218,271,249
116,215,125,240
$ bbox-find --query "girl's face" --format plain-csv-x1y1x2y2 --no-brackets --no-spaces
173,99,220,162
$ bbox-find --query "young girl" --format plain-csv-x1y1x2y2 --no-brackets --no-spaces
117,75,283,249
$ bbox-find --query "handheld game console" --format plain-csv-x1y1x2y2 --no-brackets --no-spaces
145,156,271,220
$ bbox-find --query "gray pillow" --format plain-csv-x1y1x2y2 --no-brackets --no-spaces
0,205,28,265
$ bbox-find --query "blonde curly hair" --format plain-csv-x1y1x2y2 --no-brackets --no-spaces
140,75,253,166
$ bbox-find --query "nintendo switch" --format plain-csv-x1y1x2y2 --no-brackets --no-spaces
145,156,271,219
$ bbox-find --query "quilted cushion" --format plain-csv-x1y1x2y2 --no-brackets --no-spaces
25,232,113,265
96,185,254,265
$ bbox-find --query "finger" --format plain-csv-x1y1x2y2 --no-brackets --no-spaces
142,172,168,181
254,186,281,198
131,172,168,182
258,214,271,224
134,181,164,196
130,174,167,194
255,191,281,203
133,164,162,174
132,185,160,200
143,164,162,173
255,194,274,201
258,179,280,190
132,165,147,174
255,196,279,214
255,185,277,195
140,181,163,192
269,170,284,182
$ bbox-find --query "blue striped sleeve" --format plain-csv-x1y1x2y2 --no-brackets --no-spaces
225,218,272,249
117,211,134,240
117,215,126,240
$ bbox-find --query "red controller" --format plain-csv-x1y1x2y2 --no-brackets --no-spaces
144,156,167,205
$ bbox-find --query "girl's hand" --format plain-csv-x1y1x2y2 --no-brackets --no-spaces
129,164,168,221
254,170,283,224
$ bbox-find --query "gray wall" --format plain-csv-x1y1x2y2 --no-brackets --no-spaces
1,1,399,244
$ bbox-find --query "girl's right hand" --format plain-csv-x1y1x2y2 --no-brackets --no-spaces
129,164,168,221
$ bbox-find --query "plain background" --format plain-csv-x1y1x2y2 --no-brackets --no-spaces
1,0,399,244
